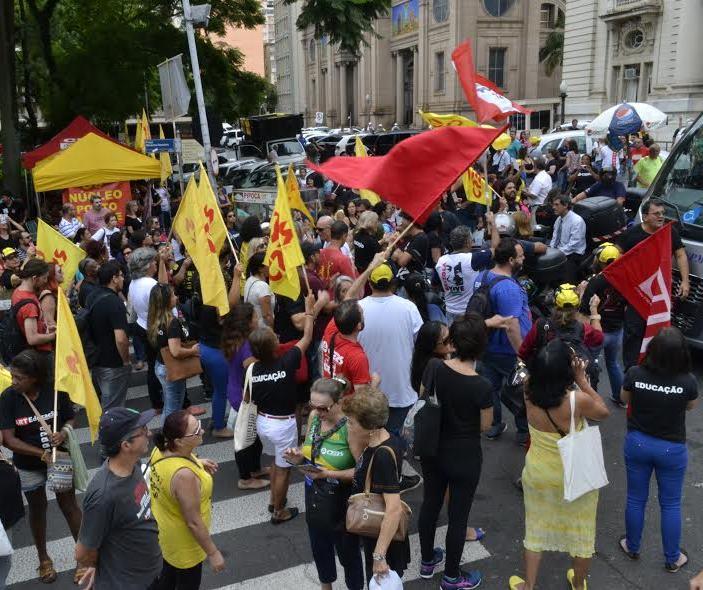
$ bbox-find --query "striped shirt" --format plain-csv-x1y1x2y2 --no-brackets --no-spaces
58,217,83,239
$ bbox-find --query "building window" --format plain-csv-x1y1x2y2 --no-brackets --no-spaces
309,39,316,62
433,0,449,23
509,113,526,131
434,51,446,92
488,47,507,88
625,29,644,49
540,3,554,28
623,63,640,102
483,0,516,17
530,109,552,131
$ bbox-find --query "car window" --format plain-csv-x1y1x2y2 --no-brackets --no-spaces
376,135,395,154
542,139,562,155
238,145,262,159
269,141,304,156
575,135,586,153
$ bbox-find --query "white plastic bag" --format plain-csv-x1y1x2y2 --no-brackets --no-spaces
557,390,609,502
369,570,403,590
233,364,258,452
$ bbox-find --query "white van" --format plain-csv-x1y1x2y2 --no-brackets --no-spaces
537,130,596,158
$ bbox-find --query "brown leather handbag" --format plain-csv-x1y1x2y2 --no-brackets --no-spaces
161,340,202,381
346,446,412,542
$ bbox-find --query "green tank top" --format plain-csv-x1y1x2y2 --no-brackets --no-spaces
302,415,356,471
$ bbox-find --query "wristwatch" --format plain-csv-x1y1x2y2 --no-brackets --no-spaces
372,553,386,562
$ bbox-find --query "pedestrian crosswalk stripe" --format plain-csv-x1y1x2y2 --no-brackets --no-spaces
210,525,490,589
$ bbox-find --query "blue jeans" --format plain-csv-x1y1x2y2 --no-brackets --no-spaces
478,352,527,433
624,430,688,564
199,343,228,430
92,365,132,410
155,361,187,424
603,329,624,401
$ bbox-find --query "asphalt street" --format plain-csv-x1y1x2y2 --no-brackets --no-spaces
6,351,703,590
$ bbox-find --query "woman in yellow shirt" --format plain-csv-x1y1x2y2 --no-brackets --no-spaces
150,410,224,589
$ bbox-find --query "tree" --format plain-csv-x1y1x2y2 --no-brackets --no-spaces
0,0,21,195
284,0,391,56
539,12,564,76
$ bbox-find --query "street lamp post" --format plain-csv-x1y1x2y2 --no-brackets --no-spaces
559,80,568,125
365,93,371,128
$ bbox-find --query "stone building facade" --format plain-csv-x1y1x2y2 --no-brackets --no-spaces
273,0,566,131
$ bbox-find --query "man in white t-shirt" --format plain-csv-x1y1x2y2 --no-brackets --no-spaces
435,225,479,325
358,263,423,435
599,141,620,174
523,157,552,206
155,186,172,231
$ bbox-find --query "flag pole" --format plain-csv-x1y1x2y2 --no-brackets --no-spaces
224,230,240,264
301,264,311,295
388,220,416,252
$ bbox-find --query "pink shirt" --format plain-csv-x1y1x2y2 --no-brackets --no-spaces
82,207,110,235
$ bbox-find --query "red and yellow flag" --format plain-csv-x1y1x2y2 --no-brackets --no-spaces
55,288,101,442
419,109,479,128
354,136,380,205
462,166,491,206
172,175,198,253
265,166,305,300
36,219,86,287
285,164,314,224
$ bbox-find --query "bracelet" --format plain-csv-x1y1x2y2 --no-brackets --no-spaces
372,553,386,562
590,314,601,321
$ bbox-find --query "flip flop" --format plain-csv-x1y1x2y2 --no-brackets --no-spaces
271,507,299,525
566,568,587,590
466,527,486,542
665,549,688,573
618,535,639,560
38,559,57,584
509,575,525,590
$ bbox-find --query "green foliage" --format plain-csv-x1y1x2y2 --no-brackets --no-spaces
285,0,391,56
539,11,564,77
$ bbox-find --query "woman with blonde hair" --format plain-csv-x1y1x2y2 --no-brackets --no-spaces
147,284,200,422
124,200,143,236
513,211,533,239
352,211,381,274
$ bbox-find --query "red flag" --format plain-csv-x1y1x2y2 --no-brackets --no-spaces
308,125,502,222
602,223,672,359
451,41,531,124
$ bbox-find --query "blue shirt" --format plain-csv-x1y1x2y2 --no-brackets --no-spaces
585,180,626,200
507,139,522,159
550,210,587,256
474,270,532,356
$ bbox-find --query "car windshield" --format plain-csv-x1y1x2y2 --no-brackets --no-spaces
652,115,703,225
268,140,304,156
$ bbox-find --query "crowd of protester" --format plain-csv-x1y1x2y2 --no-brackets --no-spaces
0,121,697,590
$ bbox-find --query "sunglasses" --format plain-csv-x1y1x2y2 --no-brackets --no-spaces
182,419,203,438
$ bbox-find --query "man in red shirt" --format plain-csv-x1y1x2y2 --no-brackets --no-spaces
320,299,374,396
10,258,55,354
629,135,650,165
82,196,111,235
317,221,355,289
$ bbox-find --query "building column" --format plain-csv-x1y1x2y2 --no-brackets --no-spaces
412,46,419,127
394,51,404,125
339,64,348,130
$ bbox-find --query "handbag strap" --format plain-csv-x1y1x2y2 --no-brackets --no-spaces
242,362,255,403
543,408,567,438
363,445,398,494
21,392,53,437
568,389,576,435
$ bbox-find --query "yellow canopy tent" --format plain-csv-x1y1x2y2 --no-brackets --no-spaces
33,132,161,192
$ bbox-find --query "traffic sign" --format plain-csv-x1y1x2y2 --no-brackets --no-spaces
315,112,324,125
145,138,180,154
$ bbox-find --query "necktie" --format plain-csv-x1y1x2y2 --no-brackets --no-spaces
554,217,563,248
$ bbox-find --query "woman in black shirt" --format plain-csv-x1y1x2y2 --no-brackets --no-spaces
342,388,411,584
250,293,314,524
0,351,81,584
417,313,492,589
619,327,698,572
352,211,382,273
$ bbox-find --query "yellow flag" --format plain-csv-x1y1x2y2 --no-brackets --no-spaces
0,365,11,393
196,163,227,252
55,288,102,442
135,109,151,154
171,175,199,253
123,121,131,146
265,166,305,300
419,109,479,129
159,125,173,185
36,219,87,287
462,167,492,206
354,136,380,205
285,164,314,224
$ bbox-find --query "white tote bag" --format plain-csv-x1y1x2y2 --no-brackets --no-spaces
369,570,403,590
233,363,258,452
557,389,609,502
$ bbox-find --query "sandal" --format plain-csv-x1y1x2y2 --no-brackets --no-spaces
618,535,639,560
252,466,271,478
566,568,587,590
665,549,688,572
271,507,299,524
74,565,90,585
509,575,525,590
466,527,486,542
268,496,287,513
38,559,57,584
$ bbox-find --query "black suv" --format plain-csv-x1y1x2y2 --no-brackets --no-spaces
345,129,424,156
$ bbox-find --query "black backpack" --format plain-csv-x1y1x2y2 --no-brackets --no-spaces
75,291,111,368
535,318,600,387
465,271,511,323
0,298,39,364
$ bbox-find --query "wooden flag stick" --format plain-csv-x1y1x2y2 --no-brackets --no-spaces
225,230,240,265
388,220,416,252
301,264,311,295
52,386,58,463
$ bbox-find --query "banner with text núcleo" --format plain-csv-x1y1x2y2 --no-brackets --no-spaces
62,182,131,223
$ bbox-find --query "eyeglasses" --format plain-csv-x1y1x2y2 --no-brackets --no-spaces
182,420,203,438
309,402,333,412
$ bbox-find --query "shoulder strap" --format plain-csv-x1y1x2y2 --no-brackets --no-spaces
487,274,510,289
242,362,255,403
151,454,201,470
543,408,567,438
364,444,399,494
328,332,338,378
11,298,38,316
21,392,53,436
88,291,112,312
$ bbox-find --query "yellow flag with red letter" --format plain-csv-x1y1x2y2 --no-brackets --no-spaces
196,163,227,252
265,166,305,300
419,109,479,128
159,126,173,184
36,219,86,287
55,288,102,442
354,136,380,205
285,164,314,224
462,167,492,206
171,175,199,253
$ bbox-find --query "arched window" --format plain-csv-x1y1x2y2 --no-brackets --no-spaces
432,0,449,23
483,0,516,17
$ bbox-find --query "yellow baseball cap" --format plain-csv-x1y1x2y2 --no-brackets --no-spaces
555,283,580,309
595,242,621,265
1,247,17,258
370,263,393,287
529,136,540,146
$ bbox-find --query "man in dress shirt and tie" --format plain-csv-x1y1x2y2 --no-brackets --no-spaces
550,194,587,283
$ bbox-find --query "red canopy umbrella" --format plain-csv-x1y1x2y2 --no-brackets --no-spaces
22,116,121,169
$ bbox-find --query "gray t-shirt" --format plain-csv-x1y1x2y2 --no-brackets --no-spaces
78,462,161,589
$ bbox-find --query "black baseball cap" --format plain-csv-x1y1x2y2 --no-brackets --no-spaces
98,407,157,451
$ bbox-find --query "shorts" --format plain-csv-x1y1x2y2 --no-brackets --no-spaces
17,467,47,493
256,414,297,468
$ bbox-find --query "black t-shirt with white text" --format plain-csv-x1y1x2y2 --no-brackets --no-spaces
353,230,381,273
616,223,684,254
579,273,625,332
251,347,301,415
0,385,74,470
403,231,429,274
156,318,188,364
624,365,698,442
